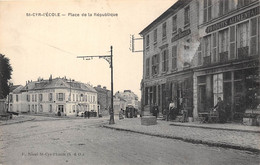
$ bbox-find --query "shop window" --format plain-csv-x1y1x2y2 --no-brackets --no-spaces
223,72,231,81
234,70,243,80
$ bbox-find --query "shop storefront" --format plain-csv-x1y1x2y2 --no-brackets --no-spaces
195,58,259,121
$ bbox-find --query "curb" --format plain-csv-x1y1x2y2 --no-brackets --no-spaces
170,123,260,133
102,125,260,154
0,118,36,126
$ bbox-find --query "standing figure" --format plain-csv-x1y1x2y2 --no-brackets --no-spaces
214,97,226,123
168,100,176,121
153,104,159,118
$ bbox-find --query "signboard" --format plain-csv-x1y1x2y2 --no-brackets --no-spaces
171,29,191,43
206,6,260,33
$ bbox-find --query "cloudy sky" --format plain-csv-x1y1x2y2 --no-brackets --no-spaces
0,0,176,99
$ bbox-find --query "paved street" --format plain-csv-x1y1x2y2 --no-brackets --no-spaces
0,116,259,165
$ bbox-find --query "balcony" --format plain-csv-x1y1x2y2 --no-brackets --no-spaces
219,51,229,63
203,56,211,66
237,46,249,59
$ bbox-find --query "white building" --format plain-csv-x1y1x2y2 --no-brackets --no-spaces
114,90,139,109
8,77,98,116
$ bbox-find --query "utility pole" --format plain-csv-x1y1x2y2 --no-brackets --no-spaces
77,46,115,124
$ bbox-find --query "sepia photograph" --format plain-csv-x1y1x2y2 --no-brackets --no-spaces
0,0,259,164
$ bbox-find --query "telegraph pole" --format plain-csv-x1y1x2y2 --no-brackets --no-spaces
77,46,115,124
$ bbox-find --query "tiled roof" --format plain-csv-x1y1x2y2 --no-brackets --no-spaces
22,78,96,93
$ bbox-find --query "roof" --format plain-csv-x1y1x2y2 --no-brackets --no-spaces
22,78,96,93
139,0,192,35
12,85,24,94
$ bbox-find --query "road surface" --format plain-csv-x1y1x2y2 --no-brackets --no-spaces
0,116,259,165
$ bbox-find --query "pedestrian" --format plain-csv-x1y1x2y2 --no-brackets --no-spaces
168,100,176,121
153,103,159,118
214,97,226,123
84,111,87,118
87,111,90,119
119,108,124,120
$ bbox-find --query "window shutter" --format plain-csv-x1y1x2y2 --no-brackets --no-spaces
212,33,217,62
230,26,236,59
250,18,257,56
63,93,65,101
166,49,169,71
56,93,58,101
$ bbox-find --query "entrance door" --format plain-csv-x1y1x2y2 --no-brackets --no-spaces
58,105,64,113
198,85,206,112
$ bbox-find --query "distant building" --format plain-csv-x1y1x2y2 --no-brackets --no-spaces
8,77,98,116
113,95,127,115
114,90,139,109
94,85,111,116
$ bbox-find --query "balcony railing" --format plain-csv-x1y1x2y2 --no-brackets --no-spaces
219,51,229,63
203,56,211,66
237,46,249,59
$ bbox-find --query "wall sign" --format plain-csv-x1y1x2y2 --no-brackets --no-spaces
206,6,260,33
171,29,191,43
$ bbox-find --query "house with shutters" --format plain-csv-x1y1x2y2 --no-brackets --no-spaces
8,76,98,116
140,0,259,121
194,0,260,120
140,0,199,117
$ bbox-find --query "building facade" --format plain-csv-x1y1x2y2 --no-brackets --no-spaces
140,0,259,121
114,90,139,109
194,0,260,120
94,85,111,116
8,77,98,116
140,0,199,117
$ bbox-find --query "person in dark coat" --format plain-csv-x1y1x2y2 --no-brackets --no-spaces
153,104,159,118
214,97,226,123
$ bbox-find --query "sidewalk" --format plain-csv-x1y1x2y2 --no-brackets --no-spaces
103,117,260,153
0,115,35,126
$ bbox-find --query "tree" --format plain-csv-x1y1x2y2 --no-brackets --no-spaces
0,54,13,99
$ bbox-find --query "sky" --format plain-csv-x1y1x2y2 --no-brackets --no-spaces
0,0,177,99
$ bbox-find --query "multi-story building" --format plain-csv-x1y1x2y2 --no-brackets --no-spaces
140,0,260,121
140,0,199,117
94,85,111,116
114,90,139,109
8,77,98,116
194,0,260,120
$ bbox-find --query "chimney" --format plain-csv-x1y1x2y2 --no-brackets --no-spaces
103,86,107,89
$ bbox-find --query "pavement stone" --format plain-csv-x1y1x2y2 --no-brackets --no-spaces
103,117,260,153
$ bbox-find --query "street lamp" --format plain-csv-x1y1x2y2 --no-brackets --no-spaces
77,46,115,124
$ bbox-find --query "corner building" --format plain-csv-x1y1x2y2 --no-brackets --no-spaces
194,0,260,120
140,0,199,117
